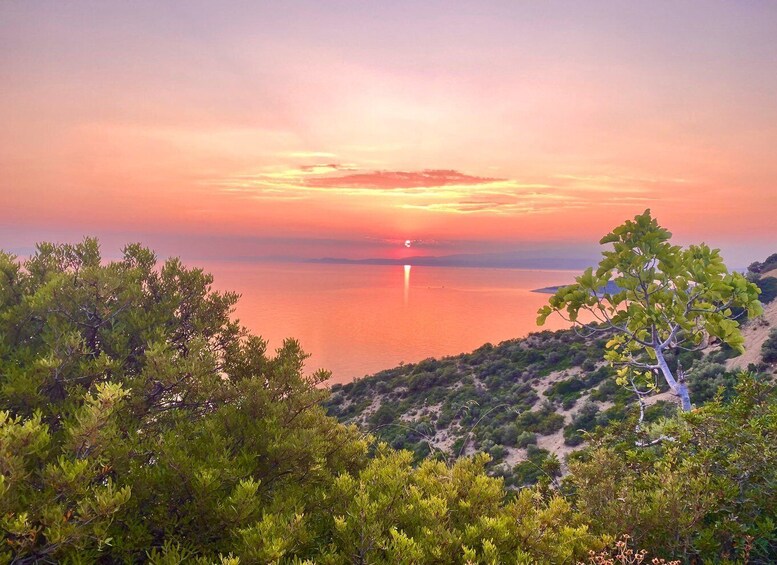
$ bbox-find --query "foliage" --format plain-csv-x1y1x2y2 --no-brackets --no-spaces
538,209,762,411
0,240,368,561
747,255,777,304
747,253,777,276
325,330,615,484
510,445,561,487
0,239,609,562
564,402,601,447
754,276,777,304
0,385,131,561
566,374,777,563
685,359,740,403
314,448,603,564
516,402,565,435
2,237,774,562
762,328,777,364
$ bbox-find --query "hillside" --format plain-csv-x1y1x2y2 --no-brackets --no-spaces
3,237,775,563
325,262,777,486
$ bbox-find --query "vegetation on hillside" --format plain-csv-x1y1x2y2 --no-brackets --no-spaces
327,223,774,488
747,253,777,305
567,376,777,562
1,236,775,563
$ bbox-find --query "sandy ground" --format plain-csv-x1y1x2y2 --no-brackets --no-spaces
643,389,677,407
727,297,777,372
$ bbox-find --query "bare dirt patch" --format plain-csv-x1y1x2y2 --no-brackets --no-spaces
536,429,575,473
727,298,777,372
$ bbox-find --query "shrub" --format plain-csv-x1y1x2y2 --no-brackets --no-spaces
517,405,565,435
515,431,538,448
564,403,600,447
756,276,777,304
567,375,777,563
513,446,561,486
762,328,777,364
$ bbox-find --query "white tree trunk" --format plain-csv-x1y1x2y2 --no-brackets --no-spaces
654,347,692,411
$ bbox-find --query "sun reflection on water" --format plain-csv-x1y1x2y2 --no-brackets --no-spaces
403,264,411,305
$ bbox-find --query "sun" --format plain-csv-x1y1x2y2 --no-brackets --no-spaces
404,239,412,248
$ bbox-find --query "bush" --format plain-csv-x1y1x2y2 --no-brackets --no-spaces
756,276,777,304
567,375,777,563
686,360,739,403
370,403,399,427
512,446,561,486
0,240,370,561
515,431,538,448
563,403,600,446
590,379,619,402
762,329,777,364
517,405,565,435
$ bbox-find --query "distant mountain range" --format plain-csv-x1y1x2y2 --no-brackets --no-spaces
302,251,598,271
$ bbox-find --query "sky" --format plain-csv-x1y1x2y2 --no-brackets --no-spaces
1,1,776,267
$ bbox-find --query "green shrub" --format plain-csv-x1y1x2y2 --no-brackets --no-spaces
762,328,777,364
567,375,777,563
515,431,538,448
756,276,777,304
563,403,600,446
517,405,565,435
512,446,561,486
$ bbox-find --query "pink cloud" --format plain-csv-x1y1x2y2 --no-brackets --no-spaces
302,169,503,189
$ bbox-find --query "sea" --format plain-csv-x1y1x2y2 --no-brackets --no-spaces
206,262,577,384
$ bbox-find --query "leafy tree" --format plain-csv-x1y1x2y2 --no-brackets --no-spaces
0,239,368,561
537,210,762,412
567,374,777,562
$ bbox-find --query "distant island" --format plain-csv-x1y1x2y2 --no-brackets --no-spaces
531,285,567,294
532,280,621,294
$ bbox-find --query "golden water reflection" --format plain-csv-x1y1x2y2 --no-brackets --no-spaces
207,262,578,383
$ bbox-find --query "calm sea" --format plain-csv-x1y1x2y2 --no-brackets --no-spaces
206,262,576,384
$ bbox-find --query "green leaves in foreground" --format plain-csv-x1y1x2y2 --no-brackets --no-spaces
0,384,131,562
314,449,604,564
567,374,777,563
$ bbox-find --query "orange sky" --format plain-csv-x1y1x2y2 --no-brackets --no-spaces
1,2,776,265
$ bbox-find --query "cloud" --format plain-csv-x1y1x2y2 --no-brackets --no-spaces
211,163,683,215
211,166,510,200
551,173,690,194
299,163,352,173
397,191,586,215
302,169,503,189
